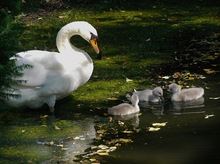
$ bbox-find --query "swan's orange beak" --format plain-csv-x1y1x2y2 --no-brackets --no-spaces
90,38,100,54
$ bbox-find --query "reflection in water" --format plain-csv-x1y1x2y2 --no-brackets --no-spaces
138,97,206,117
62,118,96,163
139,101,164,117
41,117,96,164
111,113,140,127
169,97,205,114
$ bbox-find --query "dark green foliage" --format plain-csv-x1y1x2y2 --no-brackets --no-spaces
0,0,23,99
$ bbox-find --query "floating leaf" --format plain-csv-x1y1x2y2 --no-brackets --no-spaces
97,152,109,156
122,130,134,134
98,144,109,150
146,38,151,42
44,141,54,146
119,138,133,143
61,147,69,151
109,146,117,152
148,127,160,132
74,136,80,140
201,54,218,60
187,77,195,80
203,69,216,74
95,136,102,140
209,97,220,100
161,76,170,79
97,129,106,134
152,122,167,127
204,114,215,119
89,158,97,162
57,144,64,148
40,115,49,119
97,150,109,156
173,72,182,78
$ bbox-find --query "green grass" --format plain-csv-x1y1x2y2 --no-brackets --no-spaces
10,0,219,106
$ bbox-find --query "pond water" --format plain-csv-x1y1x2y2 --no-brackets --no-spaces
96,75,220,164
0,74,219,164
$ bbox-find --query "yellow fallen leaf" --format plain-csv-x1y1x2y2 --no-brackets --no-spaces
115,143,121,147
89,158,97,162
152,122,167,127
98,144,109,150
57,144,64,148
97,129,106,134
119,138,133,143
40,115,49,119
109,146,117,152
97,150,109,156
203,69,216,74
187,77,195,81
97,152,109,156
61,147,69,151
148,127,160,132
107,97,118,100
122,130,134,134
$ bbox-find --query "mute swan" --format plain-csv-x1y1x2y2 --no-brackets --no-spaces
168,83,204,102
108,94,140,116
4,21,100,112
132,87,164,102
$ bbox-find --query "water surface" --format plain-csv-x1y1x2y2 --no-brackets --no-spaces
0,75,219,164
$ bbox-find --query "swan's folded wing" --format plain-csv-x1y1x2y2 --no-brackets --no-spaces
11,50,64,88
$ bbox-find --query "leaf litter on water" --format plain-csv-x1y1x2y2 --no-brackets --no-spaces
152,122,167,127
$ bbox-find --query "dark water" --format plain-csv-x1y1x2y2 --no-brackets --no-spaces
102,76,220,164
0,75,219,164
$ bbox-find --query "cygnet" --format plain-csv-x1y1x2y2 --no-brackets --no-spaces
132,87,164,102
108,94,139,116
168,83,204,102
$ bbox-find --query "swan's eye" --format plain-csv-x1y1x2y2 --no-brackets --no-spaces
90,33,98,41
90,33,100,54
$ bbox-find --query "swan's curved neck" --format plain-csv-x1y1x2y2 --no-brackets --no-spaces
56,23,83,54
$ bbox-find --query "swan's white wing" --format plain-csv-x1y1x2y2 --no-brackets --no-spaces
12,50,64,88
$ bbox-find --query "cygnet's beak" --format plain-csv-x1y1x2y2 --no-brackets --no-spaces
90,38,102,60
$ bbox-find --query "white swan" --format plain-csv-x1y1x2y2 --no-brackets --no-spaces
168,83,204,102
4,21,100,112
132,87,164,102
108,94,140,116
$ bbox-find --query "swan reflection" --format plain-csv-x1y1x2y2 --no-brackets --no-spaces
170,97,205,114
110,113,140,127
139,101,164,116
